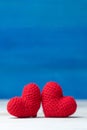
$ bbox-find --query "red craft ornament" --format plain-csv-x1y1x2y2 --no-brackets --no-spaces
42,81,77,117
7,83,41,118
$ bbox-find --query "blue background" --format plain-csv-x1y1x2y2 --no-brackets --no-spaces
0,0,87,99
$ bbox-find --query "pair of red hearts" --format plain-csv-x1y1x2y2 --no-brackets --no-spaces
7,81,77,118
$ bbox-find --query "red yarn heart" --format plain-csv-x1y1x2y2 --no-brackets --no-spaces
7,83,41,118
42,81,77,117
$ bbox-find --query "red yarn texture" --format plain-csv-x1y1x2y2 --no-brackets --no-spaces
7,83,41,118
42,81,77,117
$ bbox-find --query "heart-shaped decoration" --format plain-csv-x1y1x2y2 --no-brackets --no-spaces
42,81,77,117
7,83,41,118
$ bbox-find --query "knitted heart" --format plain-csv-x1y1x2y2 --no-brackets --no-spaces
7,83,41,118
42,81,77,117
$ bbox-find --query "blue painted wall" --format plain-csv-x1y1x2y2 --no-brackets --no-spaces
0,0,87,99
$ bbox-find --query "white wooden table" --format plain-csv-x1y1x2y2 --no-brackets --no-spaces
0,100,87,130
